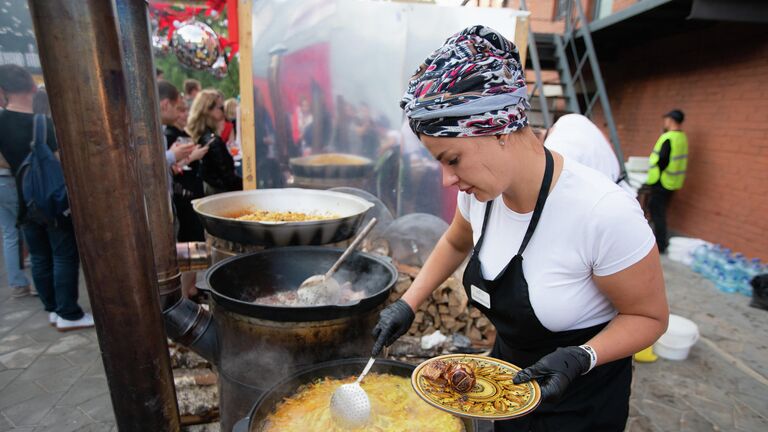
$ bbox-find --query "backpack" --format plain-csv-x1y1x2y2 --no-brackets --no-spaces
16,114,70,223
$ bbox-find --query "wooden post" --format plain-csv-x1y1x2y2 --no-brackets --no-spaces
29,0,180,429
515,13,529,67
238,0,256,189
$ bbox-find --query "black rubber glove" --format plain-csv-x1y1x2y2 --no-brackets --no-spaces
513,346,591,401
371,299,415,356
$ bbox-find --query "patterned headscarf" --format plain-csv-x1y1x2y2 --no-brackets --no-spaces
400,25,529,137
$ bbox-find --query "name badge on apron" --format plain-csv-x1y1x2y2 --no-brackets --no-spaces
470,284,491,309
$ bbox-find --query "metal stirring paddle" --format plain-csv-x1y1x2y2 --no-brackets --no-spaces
297,218,377,305
329,357,376,428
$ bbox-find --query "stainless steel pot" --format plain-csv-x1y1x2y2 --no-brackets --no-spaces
234,358,480,432
289,153,374,179
192,188,373,246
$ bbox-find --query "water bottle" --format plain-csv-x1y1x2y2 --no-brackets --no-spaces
722,259,740,294
738,276,753,297
705,245,726,281
701,245,716,279
691,245,708,274
714,269,732,293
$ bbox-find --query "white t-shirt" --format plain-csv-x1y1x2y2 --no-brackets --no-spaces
457,158,655,332
545,114,636,197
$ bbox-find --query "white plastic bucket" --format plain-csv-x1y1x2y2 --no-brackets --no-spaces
653,314,699,361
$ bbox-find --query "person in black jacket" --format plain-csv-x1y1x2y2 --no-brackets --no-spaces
185,89,242,195
158,81,207,240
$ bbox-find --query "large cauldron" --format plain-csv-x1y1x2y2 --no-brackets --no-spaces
201,247,397,431
234,358,479,432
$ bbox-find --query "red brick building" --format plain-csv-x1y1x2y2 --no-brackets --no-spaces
521,0,768,260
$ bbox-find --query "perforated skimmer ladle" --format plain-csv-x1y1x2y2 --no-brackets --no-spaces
297,217,377,305
329,356,376,428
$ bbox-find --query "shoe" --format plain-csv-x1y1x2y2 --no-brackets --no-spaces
49,312,58,327
29,286,38,296
56,313,95,332
11,286,31,298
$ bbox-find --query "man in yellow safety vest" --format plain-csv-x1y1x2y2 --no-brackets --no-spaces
646,109,688,253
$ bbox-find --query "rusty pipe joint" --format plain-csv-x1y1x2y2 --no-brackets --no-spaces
163,297,219,365
176,242,210,273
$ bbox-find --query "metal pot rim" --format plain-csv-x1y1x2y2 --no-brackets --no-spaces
203,246,397,321
192,188,374,226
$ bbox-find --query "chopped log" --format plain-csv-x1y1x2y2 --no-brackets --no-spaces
476,316,490,329
426,303,437,317
414,310,425,324
396,262,421,279
468,326,483,342
394,274,412,294
173,369,218,387
441,315,455,327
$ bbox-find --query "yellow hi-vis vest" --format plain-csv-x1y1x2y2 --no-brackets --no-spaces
647,130,688,190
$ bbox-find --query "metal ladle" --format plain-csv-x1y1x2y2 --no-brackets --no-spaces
296,218,377,305
329,356,376,428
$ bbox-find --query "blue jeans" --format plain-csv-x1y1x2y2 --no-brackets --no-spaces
22,217,83,320
0,176,30,288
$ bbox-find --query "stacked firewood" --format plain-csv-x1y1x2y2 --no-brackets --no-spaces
389,263,496,347
168,342,220,428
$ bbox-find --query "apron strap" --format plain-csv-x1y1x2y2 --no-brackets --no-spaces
474,199,494,253
516,148,554,256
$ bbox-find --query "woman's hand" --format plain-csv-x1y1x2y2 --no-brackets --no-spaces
513,346,591,401
170,141,195,162
371,208,474,357
188,144,210,163
371,299,415,356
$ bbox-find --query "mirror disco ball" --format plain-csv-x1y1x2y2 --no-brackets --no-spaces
210,55,228,79
171,20,221,70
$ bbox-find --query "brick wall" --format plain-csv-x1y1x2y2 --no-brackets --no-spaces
596,22,768,260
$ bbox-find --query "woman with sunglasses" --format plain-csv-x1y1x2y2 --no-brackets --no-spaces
186,89,242,195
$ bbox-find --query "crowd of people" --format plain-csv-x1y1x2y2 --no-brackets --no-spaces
0,66,244,326
158,79,243,297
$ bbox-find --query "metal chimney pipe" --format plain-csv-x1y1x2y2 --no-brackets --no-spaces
112,0,182,311
110,0,219,365
27,1,180,430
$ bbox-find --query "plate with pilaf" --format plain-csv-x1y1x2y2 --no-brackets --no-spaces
412,354,541,421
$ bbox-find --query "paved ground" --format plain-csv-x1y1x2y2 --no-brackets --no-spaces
627,258,768,432
0,255,766,431
0,269,112,432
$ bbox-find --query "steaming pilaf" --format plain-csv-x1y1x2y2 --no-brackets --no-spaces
305,154,369,166
262,373,463,432
234,210,338,222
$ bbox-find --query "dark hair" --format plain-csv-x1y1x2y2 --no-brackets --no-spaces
183,79,201,95
157,80,179,103
664,109,685,124
155,67,164,77
0,64,35,94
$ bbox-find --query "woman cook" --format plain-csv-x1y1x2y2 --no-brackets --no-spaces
371,25,668,431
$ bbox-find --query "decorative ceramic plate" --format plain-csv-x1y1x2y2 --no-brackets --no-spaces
411,354,541,420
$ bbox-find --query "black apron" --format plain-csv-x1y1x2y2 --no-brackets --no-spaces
462,148,632,432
